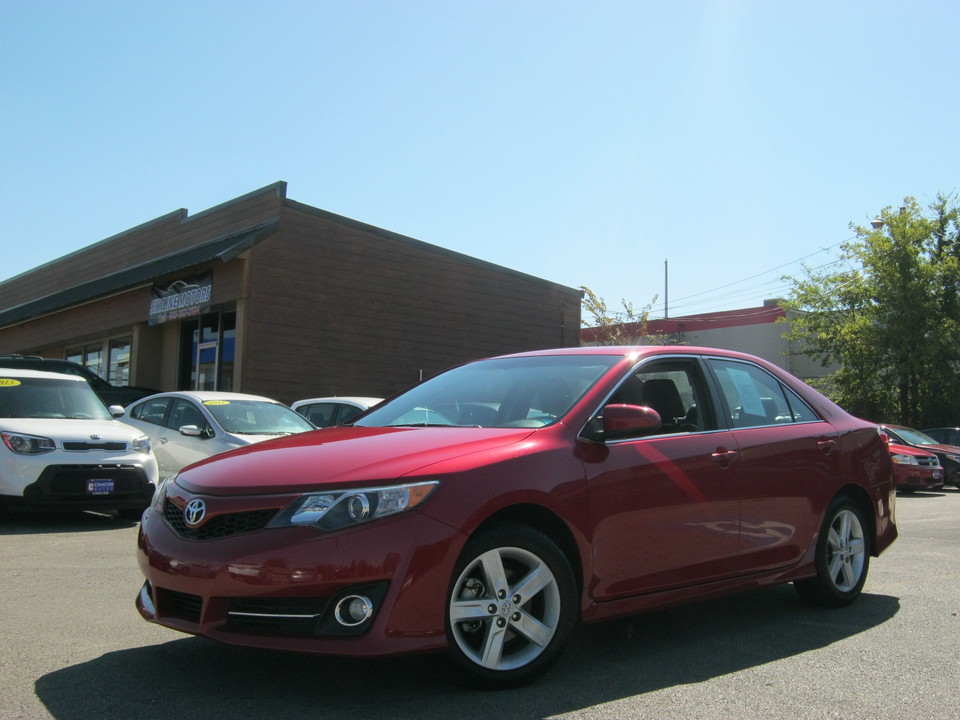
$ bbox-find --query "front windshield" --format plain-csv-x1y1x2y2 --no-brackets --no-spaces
892,427,939,446
357,355,620,428
204,400,315,435
0,376,112,420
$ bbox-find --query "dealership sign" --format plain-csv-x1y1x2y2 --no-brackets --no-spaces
149,273,213,325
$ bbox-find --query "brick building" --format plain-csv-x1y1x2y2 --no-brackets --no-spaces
0,182,581,404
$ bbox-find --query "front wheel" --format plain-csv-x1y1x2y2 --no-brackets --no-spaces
795,497,870,607
446,524,578,688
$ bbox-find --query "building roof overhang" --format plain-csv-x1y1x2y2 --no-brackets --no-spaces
0,218,279,329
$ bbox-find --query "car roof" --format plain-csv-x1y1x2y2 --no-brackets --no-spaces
496,345,773,362
292,396,382,407
138,390,281,404
0,368,86,381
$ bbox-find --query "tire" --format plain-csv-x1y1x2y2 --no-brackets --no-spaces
795,497,870,608
446,524,578,688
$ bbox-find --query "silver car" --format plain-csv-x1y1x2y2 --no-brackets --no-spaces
122,391,314,479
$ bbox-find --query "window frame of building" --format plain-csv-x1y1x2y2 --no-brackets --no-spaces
66,335,133,384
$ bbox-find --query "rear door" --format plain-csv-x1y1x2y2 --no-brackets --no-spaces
705,357,839,572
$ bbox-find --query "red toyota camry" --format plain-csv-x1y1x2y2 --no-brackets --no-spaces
136,346,897,687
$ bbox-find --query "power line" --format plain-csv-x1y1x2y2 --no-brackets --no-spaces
668,237,852,307
643,238,857,320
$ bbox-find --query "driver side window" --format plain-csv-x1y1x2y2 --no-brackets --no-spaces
608,359,713,435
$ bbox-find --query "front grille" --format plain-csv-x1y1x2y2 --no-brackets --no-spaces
227,597,329,636
156,587,203,624
917,456,939,467
63,441,127,451
164,499,278,541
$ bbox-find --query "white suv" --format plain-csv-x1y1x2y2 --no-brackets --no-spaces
0,368,159,517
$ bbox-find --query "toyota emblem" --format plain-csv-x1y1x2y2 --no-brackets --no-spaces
184,499,207,526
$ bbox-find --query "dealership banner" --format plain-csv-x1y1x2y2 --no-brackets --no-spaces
149,272,213,325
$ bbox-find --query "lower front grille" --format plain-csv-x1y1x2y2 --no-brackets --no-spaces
156,587,203,624
25,464,151,502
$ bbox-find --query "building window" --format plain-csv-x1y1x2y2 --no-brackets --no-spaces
108,338,131,386
66,340,124,382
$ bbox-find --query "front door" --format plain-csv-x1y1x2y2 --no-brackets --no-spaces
583,357,742,600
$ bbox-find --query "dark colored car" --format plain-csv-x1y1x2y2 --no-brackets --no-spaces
886,441,943,492
880,424,960,490
136,346,898,687
0,355,159,409
922,427,960,446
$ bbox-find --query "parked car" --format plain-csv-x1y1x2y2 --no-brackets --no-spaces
879,424,960,489
922,427,960,446
0,368,158,516
0,354,159,408
921,428,960,486
885,440,943,492
135,346,898,687
122,391,315,480
291,396,383,428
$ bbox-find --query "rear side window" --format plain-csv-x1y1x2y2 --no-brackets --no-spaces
299,402,338,427
132,397,171,426
707,359,819,428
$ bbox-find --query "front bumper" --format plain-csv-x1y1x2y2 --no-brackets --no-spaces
2,462,156,511
136,492,465,657
893,466,943,491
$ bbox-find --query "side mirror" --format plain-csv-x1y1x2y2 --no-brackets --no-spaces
179,424,205,438
108,405,125,417
879,431,890,445
602,404,662,439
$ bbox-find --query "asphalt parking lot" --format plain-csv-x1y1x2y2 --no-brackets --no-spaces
2,489,958,720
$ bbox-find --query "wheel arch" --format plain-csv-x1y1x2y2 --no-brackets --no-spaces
469,503,584,595
833,483,877,555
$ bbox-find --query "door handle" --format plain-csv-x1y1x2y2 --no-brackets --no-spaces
711,448,738,467
817,438,836,455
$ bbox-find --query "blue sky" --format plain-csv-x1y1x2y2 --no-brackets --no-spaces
2,1,957,319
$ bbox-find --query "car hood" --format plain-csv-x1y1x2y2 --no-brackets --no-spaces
0,418,146,443
918,443,960,456
175,425,538,496
888,443,936,458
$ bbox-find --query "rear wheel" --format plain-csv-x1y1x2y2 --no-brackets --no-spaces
795,497,870,607
446,524,578,687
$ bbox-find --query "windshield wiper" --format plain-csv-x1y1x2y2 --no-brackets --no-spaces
387,422,457,428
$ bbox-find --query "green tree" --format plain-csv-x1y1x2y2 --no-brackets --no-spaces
580,286,665,345
782,194,960,425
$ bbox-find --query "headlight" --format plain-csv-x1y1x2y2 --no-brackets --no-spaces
132,435,152,454
270,481,439,532
1,431,55,454
151,474,177,511
891,454,918,465
945,454,960,464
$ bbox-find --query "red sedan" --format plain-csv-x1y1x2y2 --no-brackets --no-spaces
136,346,898,687
887,441,943,492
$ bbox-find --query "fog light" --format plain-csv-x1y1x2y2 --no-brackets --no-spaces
334,594,373,626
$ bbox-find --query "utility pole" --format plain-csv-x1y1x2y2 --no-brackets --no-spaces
664,259,669,319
